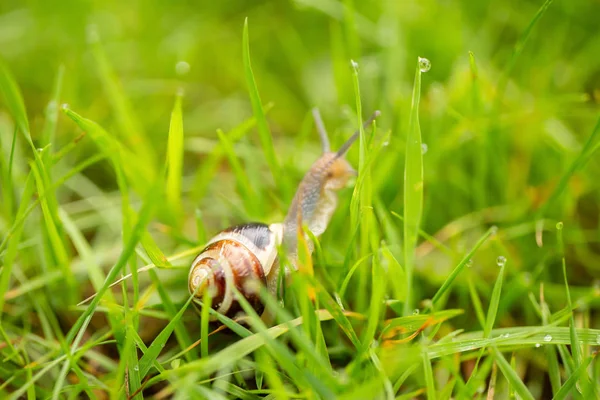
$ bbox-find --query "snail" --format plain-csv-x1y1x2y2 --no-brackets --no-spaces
188,109,381,317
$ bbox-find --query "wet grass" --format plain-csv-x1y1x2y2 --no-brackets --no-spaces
1,0,600,398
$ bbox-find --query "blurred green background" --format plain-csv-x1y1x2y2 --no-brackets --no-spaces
1,0,600,397
2,0,598,279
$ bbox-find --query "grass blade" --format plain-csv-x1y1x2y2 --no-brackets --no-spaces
403,57,426,316
242,18,281,189
87,25,157,168
0,58,30,136
484,260,506,338
430,226,496,308
553,356,594,400
166,89,185,218
64,171,163,344
492,348,534,400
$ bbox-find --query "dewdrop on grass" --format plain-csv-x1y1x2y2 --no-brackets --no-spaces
496,256,506,267
175,61,190,76
418,57,431,72
543,334,552,342
421,143,428,154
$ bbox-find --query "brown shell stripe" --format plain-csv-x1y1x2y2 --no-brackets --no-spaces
192,240,266,316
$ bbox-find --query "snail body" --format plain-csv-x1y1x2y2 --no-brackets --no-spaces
189,109,381,317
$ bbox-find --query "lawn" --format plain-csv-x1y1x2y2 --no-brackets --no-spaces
1,0,600,398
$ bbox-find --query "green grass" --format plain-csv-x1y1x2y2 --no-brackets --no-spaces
1,0,600,398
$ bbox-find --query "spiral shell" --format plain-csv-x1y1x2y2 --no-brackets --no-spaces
188,223,283,317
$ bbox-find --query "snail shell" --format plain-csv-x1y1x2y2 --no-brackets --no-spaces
188,222,283,317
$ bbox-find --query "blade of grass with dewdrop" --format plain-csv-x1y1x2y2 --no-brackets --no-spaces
64,172,162,345
216,128,258,216
430,227,496,309
540,286,561,395
427,326,600,360
87,25,157,168
492,348,534,400
403,58,425,316
242,19,281,188
462,260,505,394
166,90,184,218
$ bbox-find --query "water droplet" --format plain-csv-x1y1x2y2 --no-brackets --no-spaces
133,365,139,371
418,57,431,73
412,309,420,315
501,333,510,339
556,221,563,230
175,61,190,76
466,259,473,268
535,343,541,348
350,59,359,71
490,226,498,236
496,256,506,267
421,143,428,154
61,103,69,110
544,334,552,342
37,148,43,153
382,140,389,147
